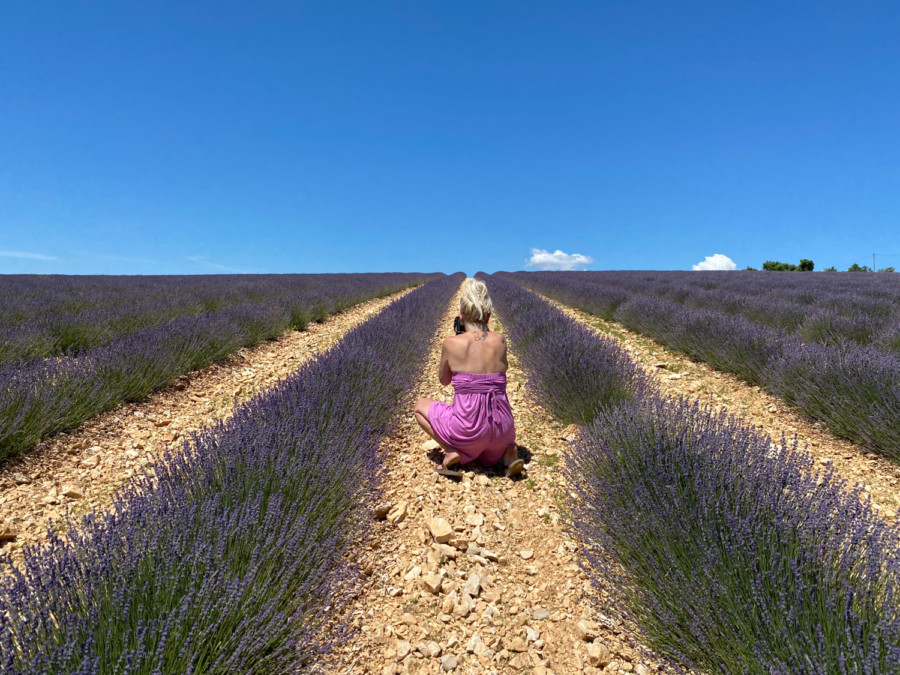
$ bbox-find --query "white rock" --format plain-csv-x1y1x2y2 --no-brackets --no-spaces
576,619,601,641
435,543,458,560
387,502,408,524
60,485,84,499
448,537,468,550
463,573,481,598
441,593,456,614
465,513,484,527
587,642,611,667
466,633,483,653
422,573,443,594
452,597,473,617
428,518,453,544
421,641,442,658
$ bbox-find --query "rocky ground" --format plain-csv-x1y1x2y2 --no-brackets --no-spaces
541,294,900,520
0,287,417,566
323,291,675,675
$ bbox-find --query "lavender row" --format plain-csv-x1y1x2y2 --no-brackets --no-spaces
0,273,463,673
0,274,431,462
480,273,900,674
510,270,900,353
0,273,432,363
473,274,650,424
503,271,900,460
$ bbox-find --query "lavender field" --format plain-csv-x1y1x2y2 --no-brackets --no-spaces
481,272,900,674
0,273,432,462
503,271,900,460
2,270,899,673
0,274,462,672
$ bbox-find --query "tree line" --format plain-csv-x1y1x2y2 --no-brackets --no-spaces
744,260,896,272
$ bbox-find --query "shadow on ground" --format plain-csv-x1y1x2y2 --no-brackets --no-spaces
425,444,533,482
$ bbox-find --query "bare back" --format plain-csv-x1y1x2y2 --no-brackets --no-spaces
438,332,508,385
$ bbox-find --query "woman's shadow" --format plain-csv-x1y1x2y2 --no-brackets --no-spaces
426,444,533,481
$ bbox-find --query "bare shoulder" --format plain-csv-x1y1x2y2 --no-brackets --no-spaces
443,334,466,350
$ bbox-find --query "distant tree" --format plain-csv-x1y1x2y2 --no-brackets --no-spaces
847,263,872,272
877,266,896,273
762,260,798,271
823,266,837,272
744,266,757,271
798,259,814,271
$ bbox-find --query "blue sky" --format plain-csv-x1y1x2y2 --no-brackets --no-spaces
1,1,898,275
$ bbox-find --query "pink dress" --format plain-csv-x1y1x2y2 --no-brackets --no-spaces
428,372,516,466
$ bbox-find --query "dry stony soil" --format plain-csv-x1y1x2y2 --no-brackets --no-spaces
324,290,671,675
1,279,894,675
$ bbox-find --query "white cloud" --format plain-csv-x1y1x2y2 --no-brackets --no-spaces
525,248,594,271
0,250,58,261
692,253,737,271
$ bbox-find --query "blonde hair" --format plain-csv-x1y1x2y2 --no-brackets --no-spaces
459,278,493,328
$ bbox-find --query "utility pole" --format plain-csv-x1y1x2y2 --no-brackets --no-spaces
873,253,877,272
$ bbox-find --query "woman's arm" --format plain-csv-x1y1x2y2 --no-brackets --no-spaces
438,339,452,386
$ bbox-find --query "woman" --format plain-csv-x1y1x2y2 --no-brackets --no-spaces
413,278,524,478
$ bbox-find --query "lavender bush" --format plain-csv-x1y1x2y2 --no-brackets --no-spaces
483,273,900,673
0,274,432,462
507,270,900,353
770,341,900,456
504,271,900,459
0,273,462,673
569,397,900,673
0,273,432,362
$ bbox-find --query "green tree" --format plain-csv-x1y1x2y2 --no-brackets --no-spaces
824,266,837,272
762,260,798,271
798,259,814,271
847,263,872,272
877,266,896,273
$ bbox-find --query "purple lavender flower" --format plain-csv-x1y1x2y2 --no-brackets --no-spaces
0,273,463,673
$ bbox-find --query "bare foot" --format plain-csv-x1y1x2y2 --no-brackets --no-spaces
436,452,461,471
502,444,524,477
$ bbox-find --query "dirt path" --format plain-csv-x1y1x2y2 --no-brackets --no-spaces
325,292,672,675
540,294,900,520
0,286,419,564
